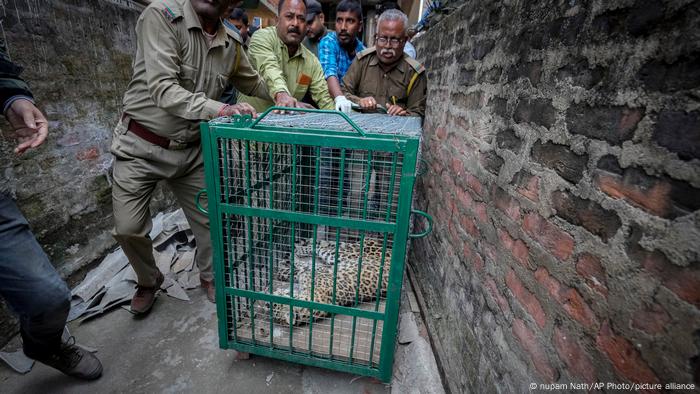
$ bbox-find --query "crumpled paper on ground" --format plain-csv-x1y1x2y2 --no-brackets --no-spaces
68,208,198,322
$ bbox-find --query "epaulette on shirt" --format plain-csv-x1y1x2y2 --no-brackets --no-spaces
356,46,376,60
404,56,426,74
156,0,182,22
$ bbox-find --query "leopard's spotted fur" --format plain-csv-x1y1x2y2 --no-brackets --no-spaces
259,238,392,326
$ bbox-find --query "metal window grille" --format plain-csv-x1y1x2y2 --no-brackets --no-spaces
197,109,432,382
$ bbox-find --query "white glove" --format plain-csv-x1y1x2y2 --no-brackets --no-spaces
334,95,353,113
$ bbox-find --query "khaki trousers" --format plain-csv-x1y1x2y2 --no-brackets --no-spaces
110,117,212,287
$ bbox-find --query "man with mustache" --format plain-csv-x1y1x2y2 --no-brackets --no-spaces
341,9,426,117
238,0,334,112
318,0,365,113
112,0,270,312
301,0,326,57
341,9,427,215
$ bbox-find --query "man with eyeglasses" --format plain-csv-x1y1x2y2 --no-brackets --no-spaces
340,9,426,117
340,9,426,216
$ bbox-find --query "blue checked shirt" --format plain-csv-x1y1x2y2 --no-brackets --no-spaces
318,31,365,84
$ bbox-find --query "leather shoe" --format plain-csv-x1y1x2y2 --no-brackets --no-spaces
130,271,164,314
200,278,215,303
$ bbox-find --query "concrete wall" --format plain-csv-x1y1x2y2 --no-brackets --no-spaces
0,0,173,344
411,0,700,392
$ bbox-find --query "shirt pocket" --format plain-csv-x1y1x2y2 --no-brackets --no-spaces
178,62,198,92
293,73,312,100
387,85,408,106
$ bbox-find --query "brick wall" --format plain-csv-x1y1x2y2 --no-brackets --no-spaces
411,0,700,392
0,0,173,345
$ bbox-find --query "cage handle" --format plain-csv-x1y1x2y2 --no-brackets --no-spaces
409,209,433,238
250,106,367,136
195,189,208,214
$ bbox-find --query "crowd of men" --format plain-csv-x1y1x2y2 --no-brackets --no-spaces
0,0,427,381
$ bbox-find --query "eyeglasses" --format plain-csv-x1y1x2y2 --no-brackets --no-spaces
375,35,403,47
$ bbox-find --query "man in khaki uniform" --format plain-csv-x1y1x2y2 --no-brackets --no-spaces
341,9,427,216
341,9,427,117
111,0,270,313
239,0,334,112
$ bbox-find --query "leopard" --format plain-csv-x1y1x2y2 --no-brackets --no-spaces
276,238,390,281
257,238,393,326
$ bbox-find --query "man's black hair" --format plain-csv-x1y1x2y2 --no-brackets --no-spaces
336,0,363,20
278,0,307,15
229,8,249,25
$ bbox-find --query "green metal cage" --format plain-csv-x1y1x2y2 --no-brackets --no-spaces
198,108,431,382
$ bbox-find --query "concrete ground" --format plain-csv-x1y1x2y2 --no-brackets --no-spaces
0,290,391,394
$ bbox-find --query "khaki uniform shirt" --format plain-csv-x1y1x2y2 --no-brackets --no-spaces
121,0,269,142
239,26,334,112
341,47,427,117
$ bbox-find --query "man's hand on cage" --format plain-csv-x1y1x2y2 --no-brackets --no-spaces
359,96,377,110
273,91,297,114
294,101,314,110
219,103,257,118
386,103,408,116
6,98,49,155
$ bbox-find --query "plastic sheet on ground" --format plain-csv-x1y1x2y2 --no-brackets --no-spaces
68,209,198,322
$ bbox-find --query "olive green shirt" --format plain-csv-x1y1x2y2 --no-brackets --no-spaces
341,47,427,117
239,26,334,112
121,0,269,142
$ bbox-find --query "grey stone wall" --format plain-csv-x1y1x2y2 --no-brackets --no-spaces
411,0,700,392
0,0,173,345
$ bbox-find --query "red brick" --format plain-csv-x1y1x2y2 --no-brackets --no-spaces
455,187,474,210
497,228,530,268
447,221,461,247
664,272,700,309
485,277,510,314
460,215,480,237
523,213,574,260
493,187,521,222
553,326,596,383
511,239,530,268
76,146,99,161
535,267,598,329
631,303,670,335
498,228,514,249
450,157,464,175
473,252,484,272
466,173,485,196
440,170,454,189
636,247,700,308
436,126,447,140
516,172,540,202
512,319,559,382
475,202,488,224
596,321,660,386
506,269,547,328
596,173,671,217
552,191,621,242
576,254,608,297
463,242,483,271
